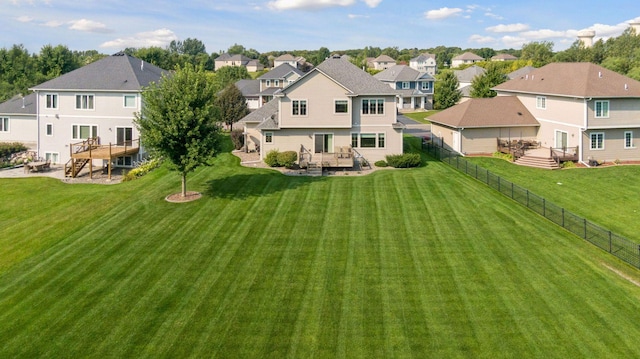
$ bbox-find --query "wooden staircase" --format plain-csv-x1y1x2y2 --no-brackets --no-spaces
306,162,323,176
515,154,560,170
65,158,90,177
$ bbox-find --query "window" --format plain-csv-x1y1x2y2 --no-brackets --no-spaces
46,123,53,136
292,100,307,116
75,94,94,110
536,96,546,109
265,132,273,143
274,80,279,87
351,133,386,148
72,125,98,140
402,82,410,89
46,94,58,109
124,95,136,108
595,100,609,118
116,156,132,166
116,127,133,146
0,117,8,132
625,131,634,149
590,132,604,150
334,100,348,114
266,80,271,87
421,82,431,91
361,99,384,115
45,152,59,164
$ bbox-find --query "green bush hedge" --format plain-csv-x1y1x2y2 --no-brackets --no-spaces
385,153,422,168
0,142,27,159
122,157,162,182
374,160,388,167
277,151,297,169
264,149,280,167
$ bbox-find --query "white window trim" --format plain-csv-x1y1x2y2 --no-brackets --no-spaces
274,80,279,87
402,82,410,89
123,95,137,108
421,82,430,90
44,152,60,164
72,124,99,140
590,132,605,150
350,132,386,149
536,96,546,110
624,131,634,149
595,100,610,118
334,99,349,115
115,126,133,145
266,80,271,87
265,131,274,143
0,117,8,132
75,93,95,110
45,93,58,109
291,99,308,116
46,123,53,136
361,98,385,115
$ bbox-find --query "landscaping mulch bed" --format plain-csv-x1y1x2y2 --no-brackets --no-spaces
165,191,202,203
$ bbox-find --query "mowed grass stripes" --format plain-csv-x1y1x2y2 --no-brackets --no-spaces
1,151,640,357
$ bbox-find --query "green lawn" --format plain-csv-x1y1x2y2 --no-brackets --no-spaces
402,110,438,124
465,156,640,240
1,144,640,357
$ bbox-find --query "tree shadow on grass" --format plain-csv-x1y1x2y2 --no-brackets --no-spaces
204,171,325,200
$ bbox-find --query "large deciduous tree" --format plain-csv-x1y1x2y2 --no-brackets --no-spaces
135,64,223,198
215,83,250,131
433,71,462,110
470,63,507,98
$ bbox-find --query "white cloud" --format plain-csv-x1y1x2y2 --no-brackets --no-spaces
267,0,356,11
486,23,530,33
485,12,503,20
519,29,567,40
348,14,369,19
469,34,496,44
501,35,528,48
362,0,381,7
43,20,64,27
100,28,179,49
68,19,112,33
424,7,463,20
16,16,33,22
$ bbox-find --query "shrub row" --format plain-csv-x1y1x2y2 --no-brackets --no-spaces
230,129,245,150
264,149,297,169
0,142,27,159
385,153,422,168
122,157,162,182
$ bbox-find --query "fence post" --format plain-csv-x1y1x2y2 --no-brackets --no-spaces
498,176,501,192
487,170,490,185
511,182,514,199
609,231,612,253
475,164,478,179
584,219,587,239
561,208,565,228
543,198,546,217
526,189,529,207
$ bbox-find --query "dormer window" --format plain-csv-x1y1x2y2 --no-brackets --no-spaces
266,80,271,87
421,82,431,91
274,80,279,87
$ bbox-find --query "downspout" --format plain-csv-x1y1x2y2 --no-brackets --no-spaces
35,90,40,159
579,98,591,165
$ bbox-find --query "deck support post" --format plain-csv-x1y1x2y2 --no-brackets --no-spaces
108,144,112,181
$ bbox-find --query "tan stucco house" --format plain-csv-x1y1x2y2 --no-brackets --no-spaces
494,62,640,164
240,57,405,168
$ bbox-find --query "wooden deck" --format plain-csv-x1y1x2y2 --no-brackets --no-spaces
71,145,140,160
66,138,140,180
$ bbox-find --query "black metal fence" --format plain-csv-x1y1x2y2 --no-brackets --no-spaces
423,142,640,268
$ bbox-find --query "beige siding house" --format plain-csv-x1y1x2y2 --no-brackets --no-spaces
428,96,539,154
451,52,484,68
494,62,640,164
29,52,166,174
240,57,404,167
0,93,37,149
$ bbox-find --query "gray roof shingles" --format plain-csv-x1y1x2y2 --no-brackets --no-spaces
428,96,539,128
0,93,37,115
374,65,434,82
258,63,304,80
31,52,167,92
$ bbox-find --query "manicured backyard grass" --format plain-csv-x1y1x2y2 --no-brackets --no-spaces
465,156,640,240
1,145,640,357
402,110,438,124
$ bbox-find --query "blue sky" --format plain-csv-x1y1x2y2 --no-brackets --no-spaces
3,0,640,55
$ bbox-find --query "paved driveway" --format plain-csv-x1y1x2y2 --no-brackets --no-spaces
398,114,431,139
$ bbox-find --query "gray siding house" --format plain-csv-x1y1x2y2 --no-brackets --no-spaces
374,65,435,110
0,93,37,149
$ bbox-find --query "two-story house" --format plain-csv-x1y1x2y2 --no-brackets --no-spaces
29,52,167,177
409,53,437,75
454,65,486,101
374,65,435,110
215,53,252,69
235,63,305,110
0,93,37,149
239,57,404,168
273,54,298,68
451,52,484,68
372,55,397,71
494,62,640,164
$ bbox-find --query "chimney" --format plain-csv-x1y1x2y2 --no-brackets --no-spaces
577,30,596,47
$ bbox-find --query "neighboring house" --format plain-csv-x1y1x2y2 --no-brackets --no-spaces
454,65,486,100
246,60,264,72
409,53,437,75
29,52,167,176
372,55,397,70
234,63,306,111
374,65,435,110
507,66,536,80
491,53,518,61
239,57,405,167
215,53,252,69
0,93,37,149
493,62,640,164
428,96,539,155
273,54,298,68
451,52,484,68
